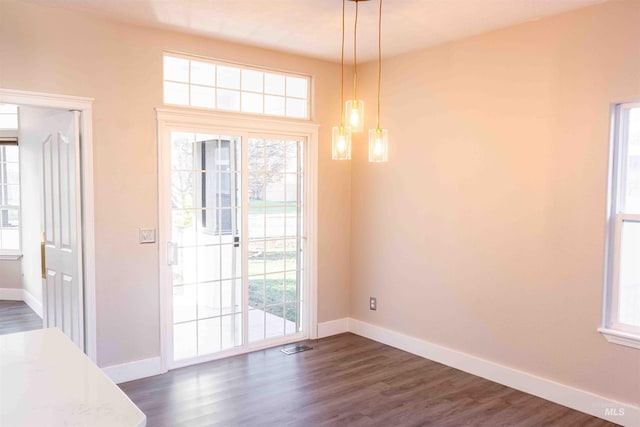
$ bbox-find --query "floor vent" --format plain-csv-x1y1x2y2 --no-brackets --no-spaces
281,344,313,355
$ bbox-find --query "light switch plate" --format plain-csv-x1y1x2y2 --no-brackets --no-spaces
139,228,156,244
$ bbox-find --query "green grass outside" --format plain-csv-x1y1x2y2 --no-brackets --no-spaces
249,278,299,323
248,199,299,214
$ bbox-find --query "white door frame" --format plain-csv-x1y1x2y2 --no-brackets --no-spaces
0,88,97,362
156,107,319,371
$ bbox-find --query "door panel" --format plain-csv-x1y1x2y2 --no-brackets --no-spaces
170,132,243,361
41,110,83,349
247,137,304,343
168,129,306,365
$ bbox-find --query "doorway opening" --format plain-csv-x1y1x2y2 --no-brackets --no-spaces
0,89,96,361
158,109,318,370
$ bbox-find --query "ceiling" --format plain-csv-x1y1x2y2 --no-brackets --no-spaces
26,0,605,62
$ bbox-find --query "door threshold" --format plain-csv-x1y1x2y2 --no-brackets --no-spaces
169,332,308,370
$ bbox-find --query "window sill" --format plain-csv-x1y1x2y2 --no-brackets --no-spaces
598,327,640,350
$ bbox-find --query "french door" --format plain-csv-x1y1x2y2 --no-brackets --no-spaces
159,114,315,369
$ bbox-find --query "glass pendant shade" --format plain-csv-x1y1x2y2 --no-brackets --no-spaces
345,99,365,133
368,128,389,163
332,125,352,160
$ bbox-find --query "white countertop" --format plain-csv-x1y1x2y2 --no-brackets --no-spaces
0,328,146,427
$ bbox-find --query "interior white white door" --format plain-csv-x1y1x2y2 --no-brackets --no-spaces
41,110,84,349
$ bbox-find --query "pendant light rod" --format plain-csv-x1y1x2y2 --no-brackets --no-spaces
340,0,346,126
377,0,382,129
353,0,359,101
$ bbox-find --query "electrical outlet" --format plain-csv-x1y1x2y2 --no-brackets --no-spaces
139,228,156,244
369,297,377,311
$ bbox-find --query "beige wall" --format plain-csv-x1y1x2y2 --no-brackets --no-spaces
3,0,636,409
0,0,351,366
0,260,21,290
352,0,640,406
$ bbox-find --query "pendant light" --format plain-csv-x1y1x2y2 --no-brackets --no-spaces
345,0,365,133
332,0,352,160
368,0,388,163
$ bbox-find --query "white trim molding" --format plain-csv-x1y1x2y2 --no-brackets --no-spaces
317,318,349,338
348,318,640,427
23,290,43,318
598,327,640,350
102,357,166,385
0,288,24,301
601,102,640,351
156,107,319,371
0,87,97,363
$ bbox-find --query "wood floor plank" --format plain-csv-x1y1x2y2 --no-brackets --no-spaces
120,333,619,427
0,300,42,336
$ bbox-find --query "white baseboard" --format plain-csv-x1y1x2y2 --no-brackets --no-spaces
348,318,640,427
23,290,43,318
317,317,350,338
102,357,165,384
0,288,23,301
0,288,43,318
97,316,639,425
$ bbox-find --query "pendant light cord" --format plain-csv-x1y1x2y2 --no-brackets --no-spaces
353,0,359,100
340,0,346,126
377,0,382,129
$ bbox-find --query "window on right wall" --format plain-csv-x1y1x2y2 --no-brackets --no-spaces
601,101,640,349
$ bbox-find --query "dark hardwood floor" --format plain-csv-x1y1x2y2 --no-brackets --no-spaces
120,333,617,427
0,300,42,335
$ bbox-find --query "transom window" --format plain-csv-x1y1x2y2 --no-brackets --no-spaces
601,102,640,348
163,54,310,119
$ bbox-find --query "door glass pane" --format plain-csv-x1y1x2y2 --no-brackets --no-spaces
198,317,221,355
248,309,265,343
171,131,243,361
247,137,304,343
619,220,640,327
265,206,284,239
248,138,265,172
265,304,285,339
173,209,197,248
172,172,194,209
285,303,300,335
174,322,197,361
173,285,197,323
198,282,221,318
